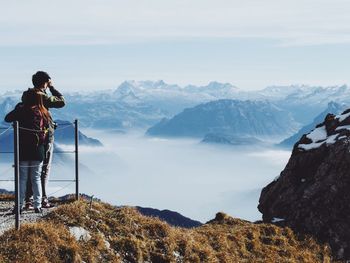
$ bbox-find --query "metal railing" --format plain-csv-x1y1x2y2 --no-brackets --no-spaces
0,120,79,230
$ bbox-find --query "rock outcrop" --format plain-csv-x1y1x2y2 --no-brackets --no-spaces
258,109,350,260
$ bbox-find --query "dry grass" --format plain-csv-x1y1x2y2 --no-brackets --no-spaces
0,194,15,201
0,222,81,263
0,200,336,262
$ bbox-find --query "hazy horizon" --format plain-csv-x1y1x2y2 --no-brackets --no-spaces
1,1,350,92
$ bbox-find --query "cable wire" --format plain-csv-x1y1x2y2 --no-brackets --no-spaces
19,122,74,133
56,123,73,127
48,181,74,196
54,125,73,132
18,126,46,133
0,126,12,137
0,166,14,178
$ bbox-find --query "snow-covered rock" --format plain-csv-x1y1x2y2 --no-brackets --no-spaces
69,226,91,242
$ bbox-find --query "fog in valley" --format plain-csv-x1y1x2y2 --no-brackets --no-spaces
0,130,291,223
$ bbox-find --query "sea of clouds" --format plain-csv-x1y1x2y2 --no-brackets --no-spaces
0,130,291,222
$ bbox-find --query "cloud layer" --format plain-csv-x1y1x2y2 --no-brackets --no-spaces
1,0,350,46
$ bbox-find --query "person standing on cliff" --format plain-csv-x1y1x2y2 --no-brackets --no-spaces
5,89,52,213
22,71,66,208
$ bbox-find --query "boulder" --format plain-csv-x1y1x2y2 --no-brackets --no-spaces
258,110,350,260
69,226,91,242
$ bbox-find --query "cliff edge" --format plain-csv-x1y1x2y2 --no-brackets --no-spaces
259,109,350,260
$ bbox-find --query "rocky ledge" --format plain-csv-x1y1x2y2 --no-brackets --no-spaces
258,109,350,260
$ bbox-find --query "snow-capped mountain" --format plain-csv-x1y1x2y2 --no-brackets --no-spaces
184,81,239,98
2,81,350,132
110,80,241,116
272,85,350,124
33,80,244,130
146,99,299,139
257,85,313,100
0,97,19,121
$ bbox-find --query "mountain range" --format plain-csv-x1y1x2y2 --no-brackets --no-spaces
2,81,350,142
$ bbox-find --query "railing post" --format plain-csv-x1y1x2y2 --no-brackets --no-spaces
13,121,20,230
74,119,79,200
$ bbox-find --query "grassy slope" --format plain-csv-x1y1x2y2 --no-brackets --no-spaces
0,200,334,263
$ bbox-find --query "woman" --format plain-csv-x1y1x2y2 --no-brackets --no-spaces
5,89,51,213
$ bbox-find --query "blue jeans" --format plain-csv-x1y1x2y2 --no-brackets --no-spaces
19,161,43,209
26,141,54,202
41,142,53,199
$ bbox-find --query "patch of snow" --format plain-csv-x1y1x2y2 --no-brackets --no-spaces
69,226,91,242
326,134,339,145
299,134,339,151
301,178,306,183
271,217,285,223
306,126,327,142
338,135,347,140
336,112,350,122
298,141,325,150
336,125,350,131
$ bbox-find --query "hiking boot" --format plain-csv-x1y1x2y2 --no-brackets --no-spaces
24,201,34,210
34,208,43,214
42,198,54,208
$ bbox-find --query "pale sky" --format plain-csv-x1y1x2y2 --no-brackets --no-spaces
0,0,350,92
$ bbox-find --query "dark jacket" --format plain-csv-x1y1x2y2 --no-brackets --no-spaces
5,103,48,161
22,86,65,109
22,86,65,143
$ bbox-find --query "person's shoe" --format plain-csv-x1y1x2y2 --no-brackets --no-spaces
24,201,34,210
42,198,54,208
34,208,43,214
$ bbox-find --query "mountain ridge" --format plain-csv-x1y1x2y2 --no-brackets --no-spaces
2,81,350,131
146,99,299,139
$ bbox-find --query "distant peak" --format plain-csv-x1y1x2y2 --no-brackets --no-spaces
327,101,347,110
154,80,165,86
206,81,236,89
118,80,137,89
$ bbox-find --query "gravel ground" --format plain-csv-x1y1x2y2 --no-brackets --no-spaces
0,201,55,235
